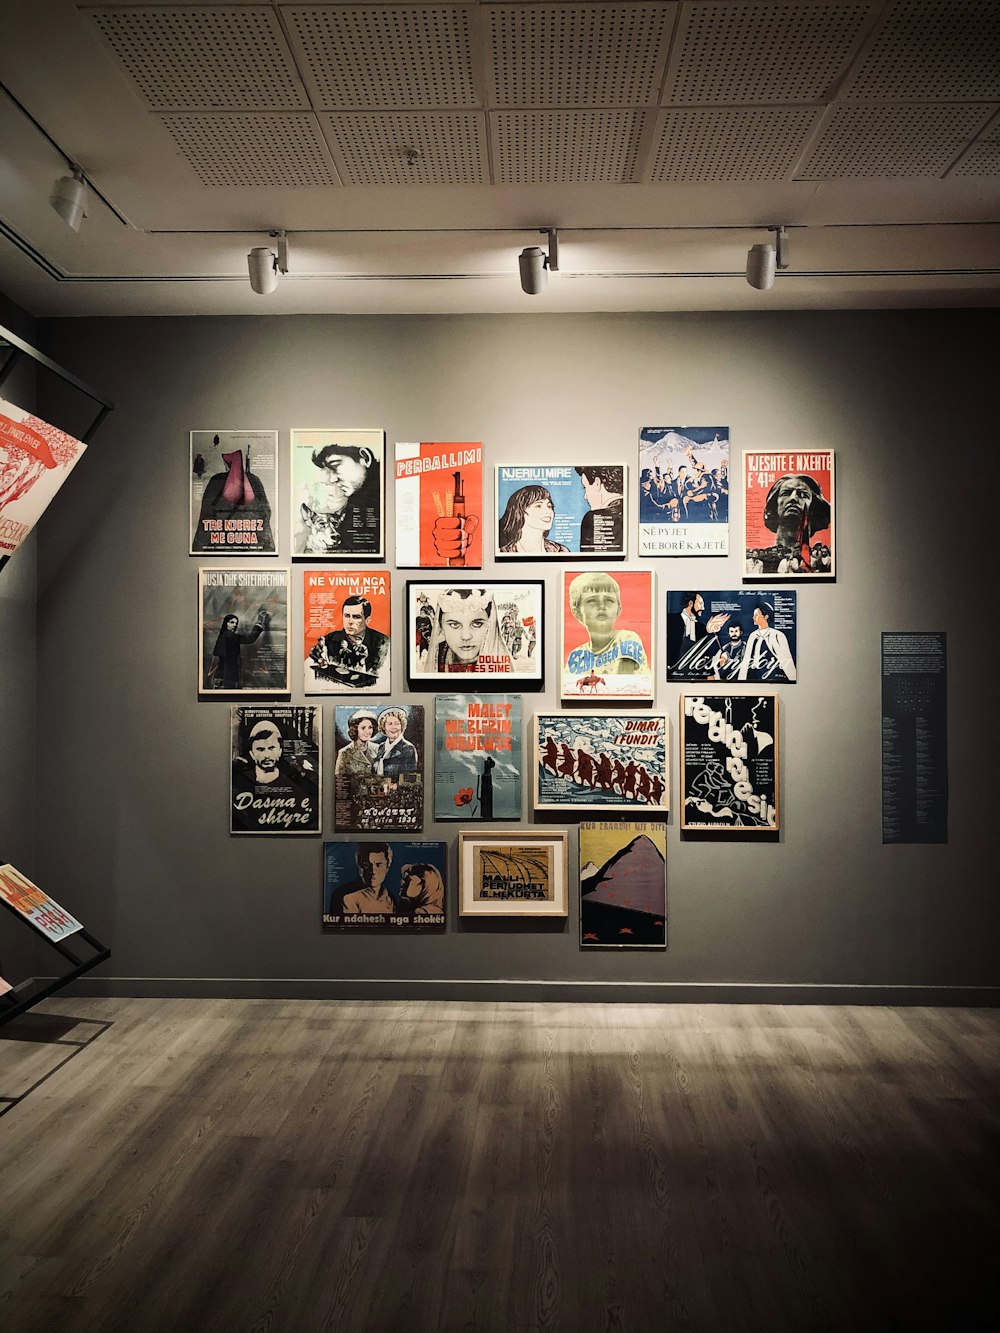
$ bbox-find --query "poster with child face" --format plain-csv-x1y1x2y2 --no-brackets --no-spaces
559,570,654,703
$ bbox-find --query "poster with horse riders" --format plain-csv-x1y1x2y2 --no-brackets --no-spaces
559,569,654,703
638,426,729,558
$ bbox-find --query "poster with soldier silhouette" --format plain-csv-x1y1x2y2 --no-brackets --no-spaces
290,428,385,559
322,839,446,931
198,567,290,694
680,694,779,831
533,713,668,814
333,703,424,833
434,694,522,820
580,822,666,948
638,427,729,557
303,570,390,695
743,449,835,578
395,442,483,568
189,430,277,555
230,706,321,834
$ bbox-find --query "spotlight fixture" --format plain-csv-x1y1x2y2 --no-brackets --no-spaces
519,227,559,295
247,229,289,295
49,166,88,232
746,225,789,291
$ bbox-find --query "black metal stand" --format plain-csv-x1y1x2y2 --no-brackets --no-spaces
0,900,111,1028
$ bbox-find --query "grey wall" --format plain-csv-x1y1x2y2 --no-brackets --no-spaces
34,310,999,1001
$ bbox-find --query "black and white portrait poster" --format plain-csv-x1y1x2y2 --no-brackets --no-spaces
190,430,277,555
230,706,321,835
334,703,424,833
291,428,385,559
681,694,779,831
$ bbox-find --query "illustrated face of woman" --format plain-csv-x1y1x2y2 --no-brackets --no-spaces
523,496,554,531
356,718,374,743
382,713,403,740
442,606,490,662
224,615,238,630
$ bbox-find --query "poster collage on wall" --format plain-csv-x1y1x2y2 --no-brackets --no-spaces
188,425,838,944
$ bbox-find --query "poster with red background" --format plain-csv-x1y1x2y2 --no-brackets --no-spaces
303,570,391,694
743,449,835,578
394,442,483,568
560,569,655,702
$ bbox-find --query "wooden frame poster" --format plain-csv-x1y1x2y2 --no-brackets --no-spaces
198,567,290,694
680,694,779,831
495,464,626,559
533,713,668,813
189,429,277,555
394,442,483,568
560,569,654,702
290,428,385,559
230,705,321,835
406,581,544,687
638,426,729,557
743,449,835,577
580,822,666,948
458,829,568,917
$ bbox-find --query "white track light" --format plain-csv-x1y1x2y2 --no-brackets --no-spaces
49,167,88,232
519,227,559,295
247,230,289,295
746,226,789,291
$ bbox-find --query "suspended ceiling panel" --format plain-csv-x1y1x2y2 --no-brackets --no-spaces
322,112,488,185
651,108,823,183
840,0,1000,101
492,110,649,185
283,4,478,110
488,3,675,107
160,113,341,186
87,5,309,110
663,2,878,105
799,103,999,179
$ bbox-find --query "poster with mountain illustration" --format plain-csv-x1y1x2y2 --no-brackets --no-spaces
579,822,666,949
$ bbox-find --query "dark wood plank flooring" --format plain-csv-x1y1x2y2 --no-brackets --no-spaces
1,999,998,1333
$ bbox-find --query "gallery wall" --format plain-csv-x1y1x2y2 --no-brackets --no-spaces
29,308,999,1002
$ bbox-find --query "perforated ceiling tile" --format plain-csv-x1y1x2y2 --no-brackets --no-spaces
493,110,648,184
489,3,674,107
651,107,819,181
160,114,340,185
665,2,873,105
797,103,995,178
283,5,476,109
321,112,488,184
950,134,1000,178
86,6,309,110
841,0,1000,101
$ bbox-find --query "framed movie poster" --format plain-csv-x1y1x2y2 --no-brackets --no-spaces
666,590,797,683
434,694,522,820
290,428,385,559
0,863,83,943
495,464,626,558
680,694,779,831
190,430,277,555
638,427,729,557
406,581,544,688
333,703,424,833
198,567,290,694
580,822,666,949
0,397,87,571
395,442,483,568
533,713,668,814
322,839,446,931
303,569,390,695
230,706,321,835
743,449,835,577
458,830,568,917
560,569,654,703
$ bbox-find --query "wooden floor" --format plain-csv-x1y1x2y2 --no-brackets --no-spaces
1,1000,998,1333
